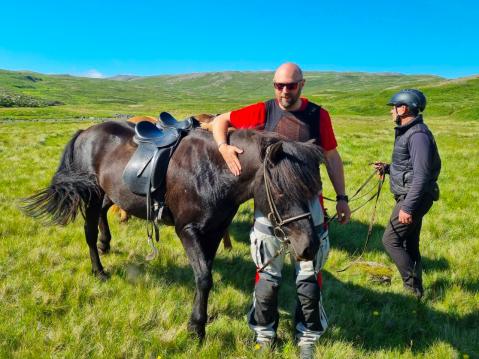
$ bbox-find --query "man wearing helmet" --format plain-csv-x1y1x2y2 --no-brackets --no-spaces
374,89,441,299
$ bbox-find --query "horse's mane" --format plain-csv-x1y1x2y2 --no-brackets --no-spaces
231,130,325,202
184,129,324,204
261,133,324,202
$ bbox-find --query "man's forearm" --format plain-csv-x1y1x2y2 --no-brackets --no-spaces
212,111,243,176
212,112,231,146
324,149,346,196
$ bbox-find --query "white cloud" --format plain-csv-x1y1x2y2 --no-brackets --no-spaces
83,69,105,78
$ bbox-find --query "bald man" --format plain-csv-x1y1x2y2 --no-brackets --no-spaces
212,63,350,357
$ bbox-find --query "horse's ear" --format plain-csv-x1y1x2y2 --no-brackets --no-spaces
267,141,284,165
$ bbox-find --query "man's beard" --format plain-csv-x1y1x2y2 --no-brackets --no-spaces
279,91,300,109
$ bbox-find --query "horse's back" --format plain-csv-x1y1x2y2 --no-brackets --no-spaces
74,121,146,213
82,120,135,141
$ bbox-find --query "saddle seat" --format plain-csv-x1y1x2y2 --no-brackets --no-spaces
123,112,199,198
134,120,180,147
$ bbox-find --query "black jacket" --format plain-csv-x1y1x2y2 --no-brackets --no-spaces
389,115,441,214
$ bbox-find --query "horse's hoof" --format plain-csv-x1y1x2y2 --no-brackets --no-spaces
94,270,110,281
187,322,205,341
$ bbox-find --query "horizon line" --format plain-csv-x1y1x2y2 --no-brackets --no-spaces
1,67,479,81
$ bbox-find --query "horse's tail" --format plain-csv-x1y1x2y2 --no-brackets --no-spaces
20,130,101,225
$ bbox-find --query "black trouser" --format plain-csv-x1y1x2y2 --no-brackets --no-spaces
382,195,434,291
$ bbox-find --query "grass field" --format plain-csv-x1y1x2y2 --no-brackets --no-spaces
1,69,479,121
1,70,478,358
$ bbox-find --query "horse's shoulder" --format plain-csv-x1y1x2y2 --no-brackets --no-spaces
180,129,213,145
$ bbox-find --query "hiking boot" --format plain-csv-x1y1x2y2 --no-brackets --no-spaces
299,343,315,359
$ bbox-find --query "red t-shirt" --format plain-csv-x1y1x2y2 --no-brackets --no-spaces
230,98,337,151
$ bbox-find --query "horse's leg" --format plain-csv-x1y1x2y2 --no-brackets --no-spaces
179,224,222,340
84,198,109,281
98,196,113,254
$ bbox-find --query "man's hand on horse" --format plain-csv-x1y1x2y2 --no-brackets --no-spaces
219,144,244,176
398,209,413,224
336,200,351,224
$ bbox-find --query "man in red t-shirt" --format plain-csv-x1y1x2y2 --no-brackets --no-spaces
212,63,350,357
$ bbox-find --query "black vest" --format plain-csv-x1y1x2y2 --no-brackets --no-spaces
389,115,441,196
264,99,321,144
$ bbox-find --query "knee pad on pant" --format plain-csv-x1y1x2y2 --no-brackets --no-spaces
296,275,322,330
253,274,279,326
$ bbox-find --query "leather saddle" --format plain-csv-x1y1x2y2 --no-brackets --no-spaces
123,113,197,197
158,111,198,131
122,112,200,258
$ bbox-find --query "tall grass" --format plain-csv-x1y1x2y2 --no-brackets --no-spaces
1,114,477,358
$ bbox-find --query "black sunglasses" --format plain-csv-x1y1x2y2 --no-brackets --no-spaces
273,81,302,91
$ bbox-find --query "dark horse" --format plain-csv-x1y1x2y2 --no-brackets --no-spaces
22,121,324,339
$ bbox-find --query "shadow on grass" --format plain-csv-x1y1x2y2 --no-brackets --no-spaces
132,251,475,355
329,219,385,254
228,219,252,245
328,219,450,274
101,217,472,355
421,256,450,272
428,277,479,300
322,272,478,355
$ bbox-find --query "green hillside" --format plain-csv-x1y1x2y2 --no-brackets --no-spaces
1,69,478,357
0,69,478,120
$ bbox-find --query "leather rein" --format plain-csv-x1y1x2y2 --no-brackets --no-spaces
258,144,385,274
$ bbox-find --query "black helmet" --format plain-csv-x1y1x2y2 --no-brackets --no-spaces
387,89,427,113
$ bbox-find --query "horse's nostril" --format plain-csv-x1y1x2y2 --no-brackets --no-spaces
296,249,314,262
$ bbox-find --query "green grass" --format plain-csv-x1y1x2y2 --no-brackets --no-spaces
1,112,478,358
1,69,478,121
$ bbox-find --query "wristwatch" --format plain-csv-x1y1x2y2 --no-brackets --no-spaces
336,194,349,203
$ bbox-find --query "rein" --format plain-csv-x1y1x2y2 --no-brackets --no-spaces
336,173,384,272
322,169,385,272
323,169,383,225
258,163,385,274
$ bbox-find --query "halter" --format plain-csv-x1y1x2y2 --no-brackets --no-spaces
262,144,312,243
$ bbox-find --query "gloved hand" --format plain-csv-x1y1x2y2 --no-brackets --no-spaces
372,161,390,177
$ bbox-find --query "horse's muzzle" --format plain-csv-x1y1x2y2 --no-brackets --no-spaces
292,237,319,262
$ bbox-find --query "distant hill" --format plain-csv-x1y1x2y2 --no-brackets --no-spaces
108,75,142,81
0,69,477,120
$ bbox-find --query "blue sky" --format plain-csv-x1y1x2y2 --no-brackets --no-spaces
1,0,478,78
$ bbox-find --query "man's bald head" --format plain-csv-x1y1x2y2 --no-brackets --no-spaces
273,63,303,83
272,63,305,110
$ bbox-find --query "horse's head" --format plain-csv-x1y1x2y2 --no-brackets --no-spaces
254,137,325,261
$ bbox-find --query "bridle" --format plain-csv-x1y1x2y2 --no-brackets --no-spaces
256,144,315,273
259,144,386,274
262,144,313,243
